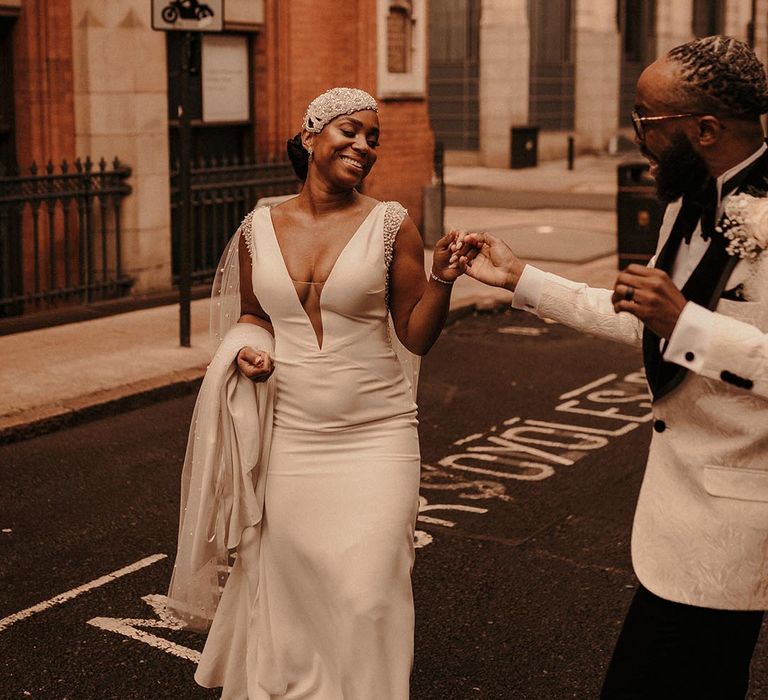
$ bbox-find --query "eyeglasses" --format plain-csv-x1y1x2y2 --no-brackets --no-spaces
630,110,700,140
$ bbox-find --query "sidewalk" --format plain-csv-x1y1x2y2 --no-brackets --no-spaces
0,156,624,443
445,153,630,210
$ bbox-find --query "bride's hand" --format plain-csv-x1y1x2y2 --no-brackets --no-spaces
431,230,472,283
236,347,274,382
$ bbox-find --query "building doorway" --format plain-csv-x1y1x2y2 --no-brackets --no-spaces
165,31,297,285
0,16,16,174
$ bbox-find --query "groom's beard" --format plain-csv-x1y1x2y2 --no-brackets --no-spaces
643,132,710,203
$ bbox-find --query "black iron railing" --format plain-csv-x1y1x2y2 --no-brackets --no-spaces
0,158,133,318
170,157,300,284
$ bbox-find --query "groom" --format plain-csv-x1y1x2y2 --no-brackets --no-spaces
458,36,768,698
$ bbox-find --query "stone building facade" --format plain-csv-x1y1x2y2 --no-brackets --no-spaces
0,0,434,304
429,0,768,166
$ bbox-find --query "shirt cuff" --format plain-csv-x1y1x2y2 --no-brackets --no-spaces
662,302,714,373
511,265,546,312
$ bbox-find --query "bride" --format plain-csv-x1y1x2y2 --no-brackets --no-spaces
167,87,471,699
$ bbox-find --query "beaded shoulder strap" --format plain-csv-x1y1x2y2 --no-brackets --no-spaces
383,201,408,304
240,208,258,259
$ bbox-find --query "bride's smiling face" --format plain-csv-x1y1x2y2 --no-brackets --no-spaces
304,110,380,187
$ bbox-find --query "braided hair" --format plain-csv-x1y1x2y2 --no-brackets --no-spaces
667,36,768,119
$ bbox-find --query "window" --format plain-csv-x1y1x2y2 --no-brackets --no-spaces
692,0,725,37
427,0,480,150
618,0,656,128
377,0,426,98
528,0,575,131
387,1,413,74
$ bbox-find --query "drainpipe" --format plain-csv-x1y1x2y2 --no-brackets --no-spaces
747,0,757,47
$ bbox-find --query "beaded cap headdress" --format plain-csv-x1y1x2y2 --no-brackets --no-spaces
302,87,378,134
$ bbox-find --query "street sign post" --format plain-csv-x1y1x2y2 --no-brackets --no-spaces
151,0,224,347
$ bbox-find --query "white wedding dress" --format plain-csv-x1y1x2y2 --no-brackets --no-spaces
194,201,421,699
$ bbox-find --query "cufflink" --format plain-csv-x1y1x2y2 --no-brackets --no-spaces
720,370,754,390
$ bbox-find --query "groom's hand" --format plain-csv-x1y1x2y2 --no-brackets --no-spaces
611,265,687,339
454,232,525,291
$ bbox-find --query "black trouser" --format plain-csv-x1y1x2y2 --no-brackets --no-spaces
601,584,764,700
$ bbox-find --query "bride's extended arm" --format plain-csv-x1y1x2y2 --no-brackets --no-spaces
389,217,465,356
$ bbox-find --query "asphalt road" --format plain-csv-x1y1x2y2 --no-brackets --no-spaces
2,308,767,699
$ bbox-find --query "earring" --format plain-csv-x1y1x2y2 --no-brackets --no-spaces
307,146,313,161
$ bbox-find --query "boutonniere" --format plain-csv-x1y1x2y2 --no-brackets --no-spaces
717,192,768,261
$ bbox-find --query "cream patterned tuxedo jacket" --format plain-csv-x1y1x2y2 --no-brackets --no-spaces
520,155,768,610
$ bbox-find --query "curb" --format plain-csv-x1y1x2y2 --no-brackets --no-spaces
0,367,206,445
0,299,494,446
446,186,615,211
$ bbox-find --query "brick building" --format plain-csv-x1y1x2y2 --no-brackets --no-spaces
429,0,768,166
0,0,434,321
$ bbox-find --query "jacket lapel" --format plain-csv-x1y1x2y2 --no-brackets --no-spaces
643,149,768,401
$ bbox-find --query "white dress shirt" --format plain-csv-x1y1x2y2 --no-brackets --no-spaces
512,144,767,374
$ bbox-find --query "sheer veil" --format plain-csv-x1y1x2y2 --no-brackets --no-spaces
166,210,270,630
208,210,255,350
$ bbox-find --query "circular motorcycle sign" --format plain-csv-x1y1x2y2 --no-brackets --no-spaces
151,0,224,32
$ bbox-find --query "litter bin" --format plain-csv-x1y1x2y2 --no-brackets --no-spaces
510,126,539,169
616,161,664,269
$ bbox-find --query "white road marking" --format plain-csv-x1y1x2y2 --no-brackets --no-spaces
559,373,617,400
453,432,484,446
417,496,489,533
523,419,639,437
418,515,458,528
0,554,167,633
414,530,434,548
87,594,200,663
497,326,547,336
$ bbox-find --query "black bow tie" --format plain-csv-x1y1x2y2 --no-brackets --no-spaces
681,174,743,245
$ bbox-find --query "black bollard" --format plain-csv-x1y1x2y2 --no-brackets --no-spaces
567,135,575,170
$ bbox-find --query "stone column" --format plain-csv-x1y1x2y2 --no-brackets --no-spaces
573,0,621,151
753,0,768,66
656,0,693,55
479,0,529,167
724,0,754,39
71,0,171,294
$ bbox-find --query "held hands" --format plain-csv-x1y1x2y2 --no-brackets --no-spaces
430,230,474,284
611,264,687,339
236,346,274,383
450,232,525,290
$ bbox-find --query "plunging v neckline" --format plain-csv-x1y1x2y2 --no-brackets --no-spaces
266,202,382,349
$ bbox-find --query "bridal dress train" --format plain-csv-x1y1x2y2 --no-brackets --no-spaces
191,201,421,699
